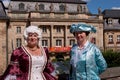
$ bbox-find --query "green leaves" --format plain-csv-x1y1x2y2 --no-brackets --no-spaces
103,50,120,67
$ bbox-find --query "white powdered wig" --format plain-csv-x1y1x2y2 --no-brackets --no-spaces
23,25,42,46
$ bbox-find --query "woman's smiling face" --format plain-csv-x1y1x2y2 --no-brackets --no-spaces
27,32,39,47
74,31,87,43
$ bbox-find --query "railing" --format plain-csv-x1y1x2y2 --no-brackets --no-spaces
100,67,120,80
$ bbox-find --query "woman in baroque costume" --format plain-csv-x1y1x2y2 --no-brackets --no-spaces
69,23,107,80
0,25,56,80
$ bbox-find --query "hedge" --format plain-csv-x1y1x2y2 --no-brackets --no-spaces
102,50,120,67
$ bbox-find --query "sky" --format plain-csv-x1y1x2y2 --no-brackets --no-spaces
2,0,120,14
86,0,120,14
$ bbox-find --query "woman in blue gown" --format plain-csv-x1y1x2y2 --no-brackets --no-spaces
69,23,107,80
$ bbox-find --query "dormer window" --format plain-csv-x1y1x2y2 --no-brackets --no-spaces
108,18,112,25
19,3,25,10
39,4,44,11
59,4,65,11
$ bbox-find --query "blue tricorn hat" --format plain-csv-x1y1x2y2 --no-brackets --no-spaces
70,23,96,33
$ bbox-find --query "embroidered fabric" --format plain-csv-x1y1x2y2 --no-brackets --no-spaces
30,55,46,80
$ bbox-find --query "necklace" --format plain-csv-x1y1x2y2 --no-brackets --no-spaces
28,47,38,51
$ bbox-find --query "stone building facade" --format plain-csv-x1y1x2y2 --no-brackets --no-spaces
0,1,9,74
103,10,120,51
0,0,104,73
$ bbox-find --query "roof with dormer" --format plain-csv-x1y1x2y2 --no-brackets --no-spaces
11,0,87,4
103,9,120,31
0,1,8,19
102,9,120,19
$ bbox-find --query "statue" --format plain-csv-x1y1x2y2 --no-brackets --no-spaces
35,3,39,11
50,3,54,12
27,4,31,12
98,7,102,14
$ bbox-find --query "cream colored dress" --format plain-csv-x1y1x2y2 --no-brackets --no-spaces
30,53,46,80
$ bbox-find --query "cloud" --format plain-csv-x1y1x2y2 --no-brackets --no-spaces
82,0,91,2
112,7,120,10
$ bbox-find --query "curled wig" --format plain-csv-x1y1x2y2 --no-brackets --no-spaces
23,25,42,46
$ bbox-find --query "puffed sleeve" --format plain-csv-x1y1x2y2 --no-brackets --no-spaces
0,48,22,80
95,47,107,74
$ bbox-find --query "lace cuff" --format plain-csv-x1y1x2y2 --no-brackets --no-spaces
5,74,16,80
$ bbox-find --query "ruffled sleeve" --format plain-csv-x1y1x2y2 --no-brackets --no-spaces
0,48,22,80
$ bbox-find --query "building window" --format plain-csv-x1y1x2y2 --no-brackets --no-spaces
39,4,44,11
42,27,47,33
108,35,113,44
16,27,21,34
42,40,48,47
108,19,112,25
56,27,61,33
59,4,65,11
19,3,25,10
91,37,96,44
70,39,75,46
56,39,62,46
117,35,120,44
16,38,22,47
83,6,86,13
